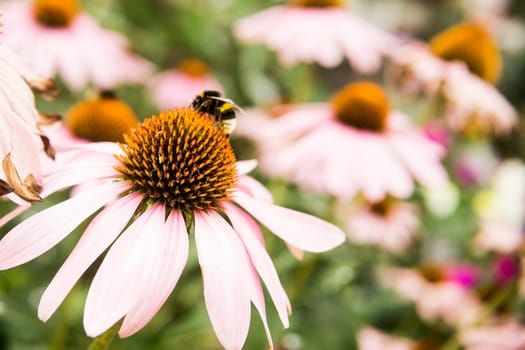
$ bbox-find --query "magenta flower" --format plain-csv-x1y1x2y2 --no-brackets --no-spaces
0,108,344,349
240,81,448,202
0,0,151,91
234,0,399,72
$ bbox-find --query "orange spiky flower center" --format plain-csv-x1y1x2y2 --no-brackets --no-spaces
177,59,210,78
33,0,80,27
430,22,501,84
332,81,390,132
115,108,237,212
290,0,344,8
66,92,138,143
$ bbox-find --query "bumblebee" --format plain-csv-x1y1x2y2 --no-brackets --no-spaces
190,90,242,138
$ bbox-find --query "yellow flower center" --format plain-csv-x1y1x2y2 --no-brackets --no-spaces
115,108,237,212
33,0,80,27
290,0,344,8
66,92,138,143
332,81,390,132
430,22,501,84
177,59,210,78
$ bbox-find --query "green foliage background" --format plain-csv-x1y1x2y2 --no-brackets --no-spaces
0,0,524,349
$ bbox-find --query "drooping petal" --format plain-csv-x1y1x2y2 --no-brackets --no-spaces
223,202,291,328
0,181,127,269
38,193,142,322
194,211,252,350
234,192,345,252
119,209,189,337
83,205,159,337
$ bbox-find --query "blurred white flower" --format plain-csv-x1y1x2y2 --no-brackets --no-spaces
473,159,525,254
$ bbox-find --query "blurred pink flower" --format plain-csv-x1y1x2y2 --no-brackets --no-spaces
386,22,517,135
243,82,448,202
0,45,56,204
357,327,415,350
379,266,482,327
343,198,420,253
150,59,223,110
0,108,345,349
473,160,525,254
0,0,152,91
460,319,525,350
234,1,399,71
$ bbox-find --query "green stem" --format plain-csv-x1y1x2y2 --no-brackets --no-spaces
86,319,123,350
49,291,72,350
292,64,314,103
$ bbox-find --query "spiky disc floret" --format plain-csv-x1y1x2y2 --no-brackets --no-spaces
33,0,80,27
115,108,237,212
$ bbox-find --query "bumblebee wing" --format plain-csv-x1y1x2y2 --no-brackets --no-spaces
209,96,245,114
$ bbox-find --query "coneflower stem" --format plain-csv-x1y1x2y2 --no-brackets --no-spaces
86,319,123,350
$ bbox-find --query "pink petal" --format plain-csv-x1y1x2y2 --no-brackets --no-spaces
234,192,345,252
119,209,189,337
0,181,126,269
38,193,142,321
236,160,258,175
41,165,121,197
236,175,274,203
83,205,159,337
194,211,252,350
0,204,30,228
223,202,291,328
245,254,274,349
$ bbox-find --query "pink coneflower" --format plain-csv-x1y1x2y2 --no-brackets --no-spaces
42,91,139,156
234,0,398,72
379,266,482,327
0,0,152,91
472,159,525,254
252,81,448,202
0,108,345,349
460,319,525,350
357,327,415,350
343,197,419,253
0,44,56,204
150,59,223,110
387,21,517,136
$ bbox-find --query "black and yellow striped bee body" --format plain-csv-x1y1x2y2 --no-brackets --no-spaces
190,90,241,138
